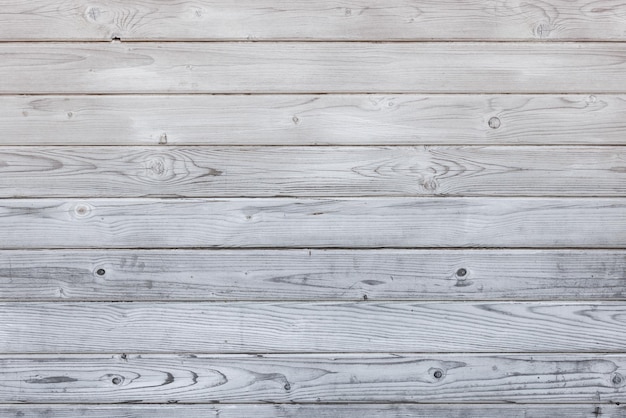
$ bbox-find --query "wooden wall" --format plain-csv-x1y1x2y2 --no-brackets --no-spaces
1,1,625,416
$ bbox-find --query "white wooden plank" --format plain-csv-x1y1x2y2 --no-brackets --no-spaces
0,198,624,248
1,404,622,418
1,249,624,301
3,302,626,353
1,0,625,41
3,43,626,94
4,95,625,146
1,354,625,402
2,146,625,197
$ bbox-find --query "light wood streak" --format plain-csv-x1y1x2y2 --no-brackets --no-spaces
1,198,625,248
4,95,625,146
3,43,626,93
3,303,626,353
1,0,626,41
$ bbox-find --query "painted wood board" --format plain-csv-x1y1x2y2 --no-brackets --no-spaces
4,95,624,146
3,302,626,353
2,146,625,197
1,198,625,248
3,43,626,93
1,354,624,402
1,249,624,301
1,0,625,41
1,404,622,418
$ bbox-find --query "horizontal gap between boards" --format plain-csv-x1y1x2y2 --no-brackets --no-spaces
0,402,620,406
2,299,625,303
3,196,626,200
3,351,626,356
1,247,625,251
5,91,626,96
3,40,626,44
4,195,626,199
2,144,626,148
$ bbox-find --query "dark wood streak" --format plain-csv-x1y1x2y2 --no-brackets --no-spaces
0,249,624,301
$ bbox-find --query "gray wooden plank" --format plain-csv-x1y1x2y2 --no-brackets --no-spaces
1,0,625,41
4,95,625,146
1,249,624,301
2,404,623,418
3,302,626,353
2,146,625,197
1,198,625,248
1,354,625,402
3,43,626,93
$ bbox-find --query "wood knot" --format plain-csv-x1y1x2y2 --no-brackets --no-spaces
456,268,467,277
95,268,106,276
111,376,123,385
431,368,444,380
612,372,624,386
72,202,93,218
488,117,501,129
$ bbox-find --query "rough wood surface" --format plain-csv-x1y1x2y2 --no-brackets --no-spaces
1,198,625,249
1,249,624,301
1,354,625,402
4,95,625,146
3,302,626,353
1,0,625,41
2,146,625,197
2,404,623,418
3,43,626,93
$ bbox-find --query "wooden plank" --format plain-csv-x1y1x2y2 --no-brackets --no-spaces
3,302,626,353
1,354,625,402
3,43,626,94
4,94,626,146
1,249,624,301
1,198,625,249
1,0,625,41
2,404,623,418
2,146,625,198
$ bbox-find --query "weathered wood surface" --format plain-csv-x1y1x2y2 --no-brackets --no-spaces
2,146,626,197
1,0,625,41
1,354,625,402
2,404,624,418
4,95,626,146
3,302,626,353
1,249,624,301
3,43,626,93
1,198,625,248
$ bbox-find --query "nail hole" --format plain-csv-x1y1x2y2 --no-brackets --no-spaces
488,116,501,129
112,377,122,385
363,294,368,301
456,268,467,277
96,268,106,276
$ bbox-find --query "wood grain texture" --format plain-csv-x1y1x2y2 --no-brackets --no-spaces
1,198,625,249
2,146,626,197
3,302,626,353
1,0,626,41
2,404,624,418
4,94,626,146
1,354,625,402
3,43,626,93
1,249,625,301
